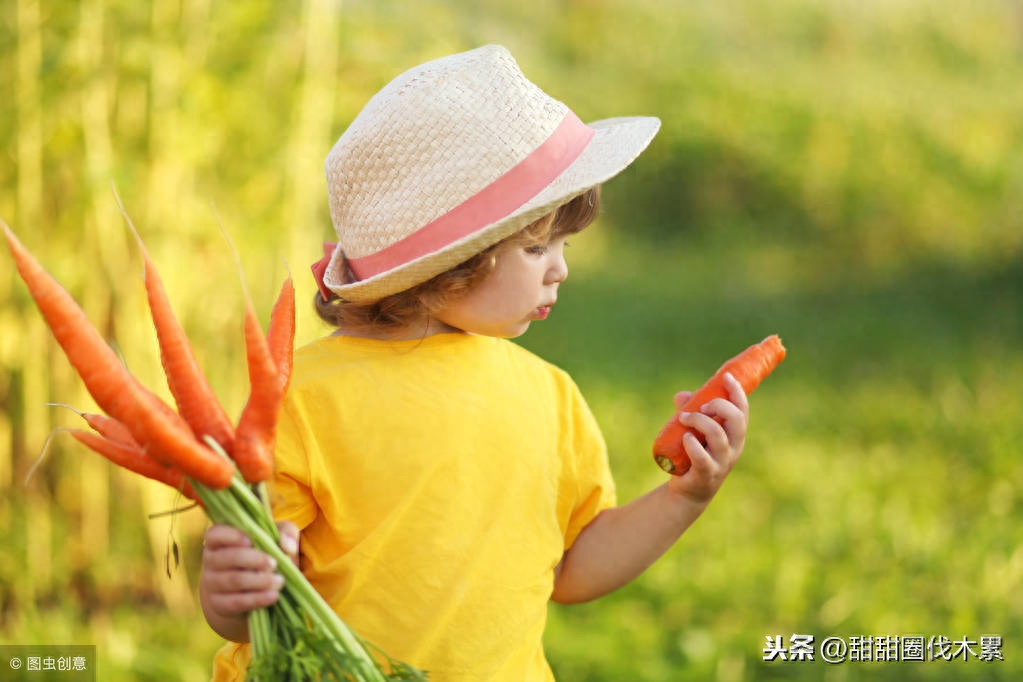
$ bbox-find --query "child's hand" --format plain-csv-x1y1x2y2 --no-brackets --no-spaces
199,521,300,641
666,372,749,505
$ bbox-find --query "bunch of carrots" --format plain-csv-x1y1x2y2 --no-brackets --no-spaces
2,209,426,681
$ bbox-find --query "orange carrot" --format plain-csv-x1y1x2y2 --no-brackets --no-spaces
217,220,284,484
116,195,236,453
233,299,283,483
266,275,296,396
82,412,138,447
653,334,787,475
3,222,233,489
69,429,199,501
50,403,139,447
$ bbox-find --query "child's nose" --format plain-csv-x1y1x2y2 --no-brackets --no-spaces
546,252,568,284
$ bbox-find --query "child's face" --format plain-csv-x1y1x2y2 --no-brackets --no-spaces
433,236,569,338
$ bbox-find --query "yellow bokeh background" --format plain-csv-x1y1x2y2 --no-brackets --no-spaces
2,1,1021,680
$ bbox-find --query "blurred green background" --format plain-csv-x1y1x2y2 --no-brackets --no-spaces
1,0,1021,680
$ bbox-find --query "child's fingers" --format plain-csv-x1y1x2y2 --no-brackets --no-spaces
200,524,290,618
201,529,266,576
204,565,284,595
203,523,253,550
680,411,730,458
204,547,278,577
699,398,747,446
672,390,694,411
205,578,284,616
201,542,285,616
277,520,300,567
722,372,750,415
208,592,278,616
681,431,715,474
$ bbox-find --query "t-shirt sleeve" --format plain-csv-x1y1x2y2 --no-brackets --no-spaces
560,378,617,550
268,398,319,531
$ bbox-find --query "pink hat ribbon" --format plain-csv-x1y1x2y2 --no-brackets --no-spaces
311,242,337,300
344,111,594,282
314,110,595,300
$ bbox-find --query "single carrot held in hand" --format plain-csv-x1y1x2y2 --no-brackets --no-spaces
115,191,237,453
654,334,787,475
3,221,234,489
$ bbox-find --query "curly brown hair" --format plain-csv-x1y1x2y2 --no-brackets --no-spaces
315,186,601,335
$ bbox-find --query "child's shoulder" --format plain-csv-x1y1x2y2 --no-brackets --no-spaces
291,332,576,385
498,336,564,371
496,338,582,395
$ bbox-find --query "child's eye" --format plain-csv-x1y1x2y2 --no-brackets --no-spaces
525,239,569,256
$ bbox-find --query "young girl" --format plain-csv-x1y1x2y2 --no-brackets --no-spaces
200,45,749,681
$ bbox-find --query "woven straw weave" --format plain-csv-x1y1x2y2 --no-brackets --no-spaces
322,44,660,302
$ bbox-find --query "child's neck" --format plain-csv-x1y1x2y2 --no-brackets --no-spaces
332,317,464,341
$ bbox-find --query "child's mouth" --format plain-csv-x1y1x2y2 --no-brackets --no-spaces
534,305,552,320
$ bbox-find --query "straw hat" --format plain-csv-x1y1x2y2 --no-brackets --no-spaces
318,44,660,303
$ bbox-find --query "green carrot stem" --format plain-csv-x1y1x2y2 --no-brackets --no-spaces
228,475,278,540
191,478,389,681
275,589,305,628
249,607,271,658
255,480,274,522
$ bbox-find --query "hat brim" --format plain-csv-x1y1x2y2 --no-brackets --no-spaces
324,115,660,303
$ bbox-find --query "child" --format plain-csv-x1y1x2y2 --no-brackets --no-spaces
200,44,749,681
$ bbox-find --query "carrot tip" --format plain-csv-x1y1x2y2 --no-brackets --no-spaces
655,455,675,474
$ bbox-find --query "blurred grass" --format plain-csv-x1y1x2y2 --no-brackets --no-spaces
1,0,1021,680
526,232,1022,681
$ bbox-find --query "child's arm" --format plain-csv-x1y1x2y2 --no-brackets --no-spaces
199,521,300,642
550,372,748,605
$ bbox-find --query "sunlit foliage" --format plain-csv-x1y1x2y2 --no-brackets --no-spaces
1,1,1021,680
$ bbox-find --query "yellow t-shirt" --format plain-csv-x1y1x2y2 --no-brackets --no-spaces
212,332,616,681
